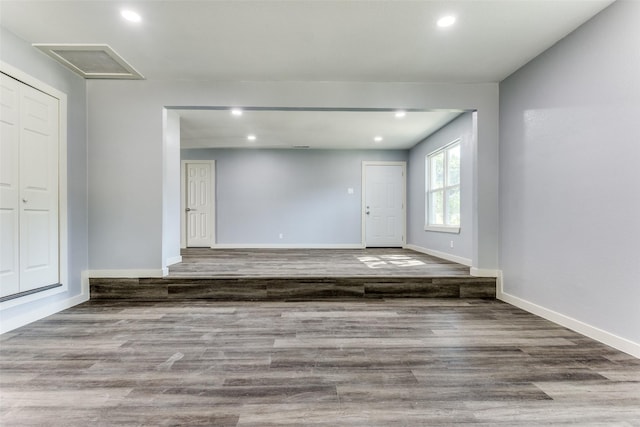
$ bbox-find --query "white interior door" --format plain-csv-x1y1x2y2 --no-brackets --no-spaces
0,73,59,297
0,75,21,297
364,163,405,247
186,162,213,247
19,79,59,292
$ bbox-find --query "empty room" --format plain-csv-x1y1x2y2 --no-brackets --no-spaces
0,0,639,425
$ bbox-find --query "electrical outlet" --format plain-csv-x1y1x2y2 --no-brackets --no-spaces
450,240,454,248
279,233,284,239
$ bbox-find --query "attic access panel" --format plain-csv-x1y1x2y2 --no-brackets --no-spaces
33,44,144,79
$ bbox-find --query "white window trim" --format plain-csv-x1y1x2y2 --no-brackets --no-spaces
424,225,460,234
425,138,461,231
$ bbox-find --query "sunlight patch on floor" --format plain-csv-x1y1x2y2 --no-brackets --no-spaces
357,254,425,269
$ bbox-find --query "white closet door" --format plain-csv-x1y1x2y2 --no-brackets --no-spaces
0,73,60,299
0,75,21,297
18,81,59,292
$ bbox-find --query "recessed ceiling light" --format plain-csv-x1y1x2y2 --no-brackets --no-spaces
437,15,456,28
374,136,383,142
121,9,142,23
247,134,257,141
395,111,406,118
231,108,243,116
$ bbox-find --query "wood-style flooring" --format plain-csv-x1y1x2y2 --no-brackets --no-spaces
90,249,496,301
169,248,471,277
1,299,639,426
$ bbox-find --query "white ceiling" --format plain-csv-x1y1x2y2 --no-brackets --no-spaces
0,0,614,149
0,0,614,83
179,109,463,150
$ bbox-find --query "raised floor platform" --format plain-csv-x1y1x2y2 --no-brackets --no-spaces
90,248,496,301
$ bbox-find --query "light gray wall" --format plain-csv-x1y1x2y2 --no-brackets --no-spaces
0,27,88,326
87,81,163,270
499,0,640,344
182,149,407,245
87,79,499,271
407,112,474,262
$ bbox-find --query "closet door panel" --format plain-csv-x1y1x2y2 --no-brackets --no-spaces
0,75,20,297
19,83,59,291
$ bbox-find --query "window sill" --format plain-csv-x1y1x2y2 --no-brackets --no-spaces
424,225,460,234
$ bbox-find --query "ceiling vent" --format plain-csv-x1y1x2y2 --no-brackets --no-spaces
32,44,144,79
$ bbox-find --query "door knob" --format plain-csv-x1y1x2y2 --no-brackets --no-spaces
186,208,196,212
366,211,370,215
22,198,28,203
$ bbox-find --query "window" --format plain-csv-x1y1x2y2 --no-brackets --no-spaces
425,140,460,233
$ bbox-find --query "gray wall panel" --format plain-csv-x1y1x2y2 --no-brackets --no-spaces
182,149,407,244
499,0,640,344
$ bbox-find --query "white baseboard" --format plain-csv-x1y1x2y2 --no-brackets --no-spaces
404,244,472,267
88,269,165,278
0,271,90,334
497,272,640,359
469,267,499,278
166,255,182,266
0,283,68,311
212,243,364,249
404,244,498,277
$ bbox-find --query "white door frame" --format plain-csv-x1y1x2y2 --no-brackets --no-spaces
361,161,407,247
180,160,216,248
0,61,68,308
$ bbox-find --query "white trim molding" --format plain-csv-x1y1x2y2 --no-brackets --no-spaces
405,244,472,267
0,271,90,334
88,269,166,278
498,272,640,359
213,243,364,250
470,267,499,278
0,285,67,311
424,225,460,234
166,255,182,266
